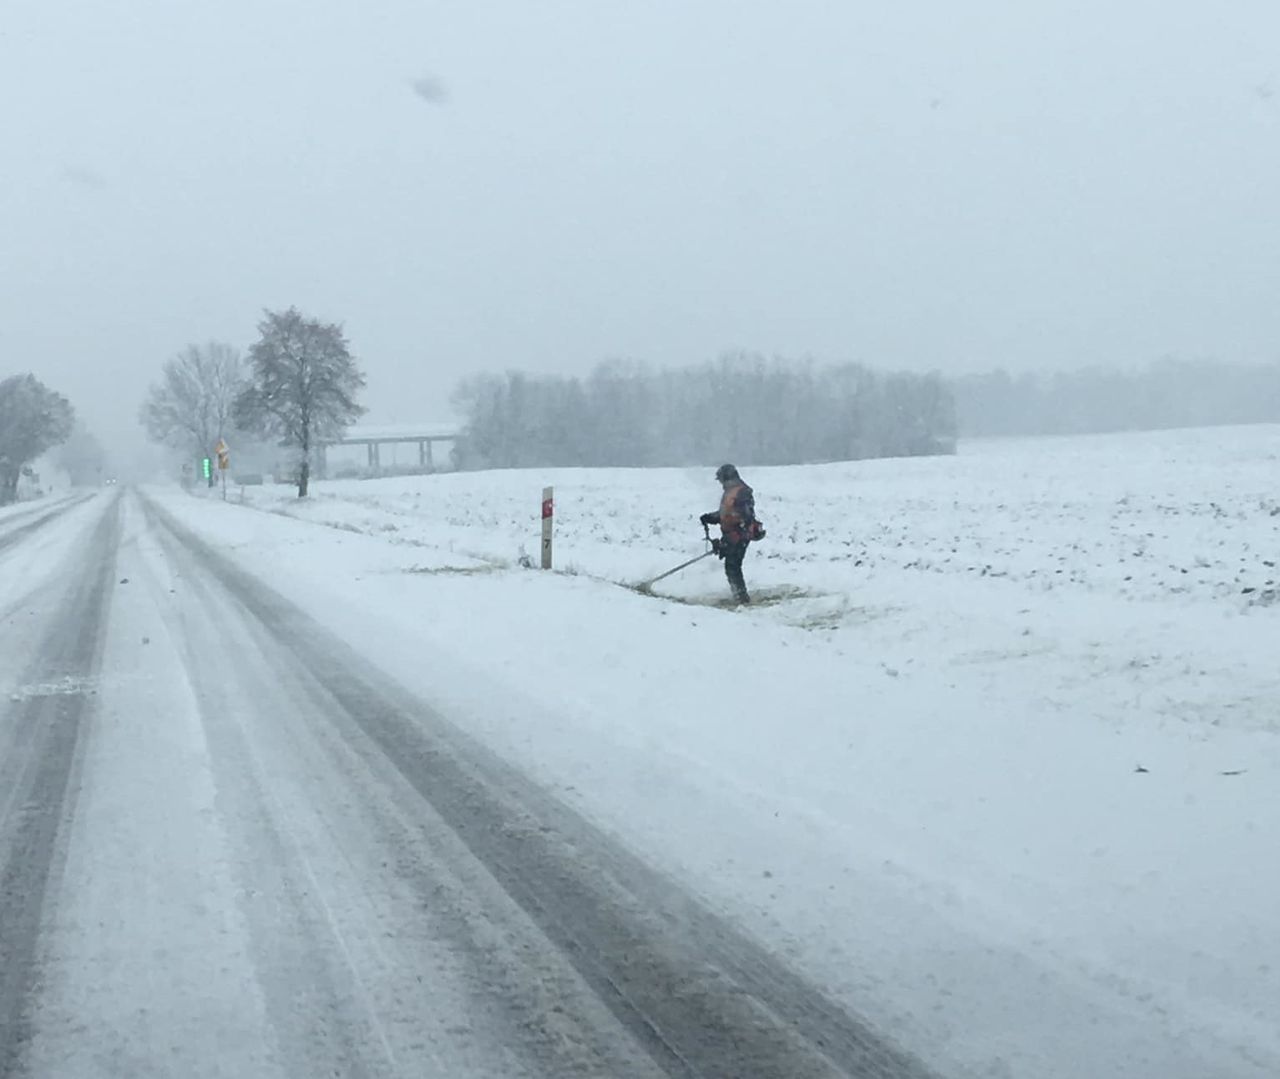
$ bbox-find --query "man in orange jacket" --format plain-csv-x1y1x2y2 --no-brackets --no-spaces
699,463,760,605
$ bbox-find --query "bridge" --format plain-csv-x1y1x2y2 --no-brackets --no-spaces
322,423,460,473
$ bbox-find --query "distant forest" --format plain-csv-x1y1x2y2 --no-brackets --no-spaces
450,355,1280,471
451,354,957,470
953,359,1280,438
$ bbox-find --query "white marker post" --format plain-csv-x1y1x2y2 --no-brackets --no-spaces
541,486,553,569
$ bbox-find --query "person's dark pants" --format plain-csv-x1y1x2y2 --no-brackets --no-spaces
722,540,750,604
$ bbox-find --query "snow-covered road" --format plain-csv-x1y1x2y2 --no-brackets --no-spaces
0,490,932,1078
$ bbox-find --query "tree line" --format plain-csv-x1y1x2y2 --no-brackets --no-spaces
136,309,1277,492
451,354,958,470
953,358,1280,438
139,308,366,497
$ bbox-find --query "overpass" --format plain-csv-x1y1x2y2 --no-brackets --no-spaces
322,423,460,472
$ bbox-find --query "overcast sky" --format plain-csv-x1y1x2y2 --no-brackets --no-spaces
2,0,1277,457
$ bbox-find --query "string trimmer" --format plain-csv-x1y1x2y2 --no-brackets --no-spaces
635,523,718,594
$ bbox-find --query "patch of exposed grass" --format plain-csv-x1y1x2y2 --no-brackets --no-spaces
403,563,503,577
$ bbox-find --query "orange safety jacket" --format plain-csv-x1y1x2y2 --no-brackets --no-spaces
716,482,755,544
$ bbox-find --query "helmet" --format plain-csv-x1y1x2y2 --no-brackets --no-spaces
715,463,739,483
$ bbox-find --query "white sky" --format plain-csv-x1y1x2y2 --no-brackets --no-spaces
2,0,1277,456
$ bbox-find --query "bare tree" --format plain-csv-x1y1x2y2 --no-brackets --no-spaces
233,308,365,497
0,374,75,504
139,342,244,483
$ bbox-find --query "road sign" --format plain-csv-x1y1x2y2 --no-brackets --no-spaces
214,439,230,471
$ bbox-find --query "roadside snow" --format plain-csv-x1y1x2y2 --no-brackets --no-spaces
152,424,1280,1079
0,490,80,526
0,494,105,689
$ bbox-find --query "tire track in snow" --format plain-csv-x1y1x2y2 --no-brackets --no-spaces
0,495,94,557
145,567,405,1079
143,493,939,1079
0,495,120,1079
0,494,79,530
0,500,100,633
144,501,671,1077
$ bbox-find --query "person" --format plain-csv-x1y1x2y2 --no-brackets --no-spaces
699,463,759,605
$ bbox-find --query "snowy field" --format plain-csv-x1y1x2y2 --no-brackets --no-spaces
157,423,1280,1079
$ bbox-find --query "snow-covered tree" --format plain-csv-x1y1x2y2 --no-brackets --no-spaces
233,307,365,497
0,374,75,504
139,342,244,483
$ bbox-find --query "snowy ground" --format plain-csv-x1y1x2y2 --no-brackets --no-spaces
9,493,913,1078
162,424,1280,1078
